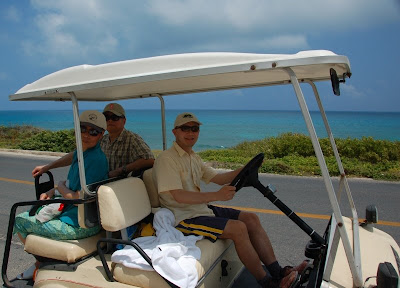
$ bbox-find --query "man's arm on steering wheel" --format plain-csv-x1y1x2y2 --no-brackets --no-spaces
210,167,243,185
168,186,236,204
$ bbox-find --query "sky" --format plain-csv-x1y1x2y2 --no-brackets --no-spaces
1,0,400,112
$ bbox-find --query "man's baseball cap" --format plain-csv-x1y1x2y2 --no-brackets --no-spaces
174,112,202,128
103,103,125,117
80,110,107,132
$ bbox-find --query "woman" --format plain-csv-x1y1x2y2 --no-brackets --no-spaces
14,110,109,279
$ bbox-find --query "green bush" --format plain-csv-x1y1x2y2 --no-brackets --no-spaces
199,133,400,181
16,129,76,153
2,127,399,181
0,125,43,148
335,137,400,162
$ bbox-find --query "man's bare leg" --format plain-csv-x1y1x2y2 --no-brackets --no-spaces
239,211,309,276
238,211,277,265
220,219,267,280
220,218,302,287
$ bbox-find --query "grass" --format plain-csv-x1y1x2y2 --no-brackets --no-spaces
1,126,399,181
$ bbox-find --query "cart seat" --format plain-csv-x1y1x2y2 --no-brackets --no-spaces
23,178,118,263
24,232,105,263
108,169,242,287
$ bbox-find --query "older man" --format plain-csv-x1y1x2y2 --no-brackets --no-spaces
100,103,154,177
32,103,154,179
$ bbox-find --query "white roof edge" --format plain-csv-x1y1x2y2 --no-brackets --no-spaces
10,50,351,102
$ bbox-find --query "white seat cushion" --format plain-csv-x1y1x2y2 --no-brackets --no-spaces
25,231,105,263
98,177,151,232
112,239,233,287
142,169,161,208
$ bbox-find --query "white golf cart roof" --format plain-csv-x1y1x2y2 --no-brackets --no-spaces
10,50,350,101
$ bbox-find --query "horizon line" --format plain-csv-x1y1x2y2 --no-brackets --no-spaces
1,109,400,113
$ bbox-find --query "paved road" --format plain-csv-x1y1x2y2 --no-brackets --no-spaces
1,151,399,284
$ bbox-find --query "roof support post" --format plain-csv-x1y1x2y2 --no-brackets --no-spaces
69,92,91,196
305,80,362,281
284,68,362,287
154,94,167,150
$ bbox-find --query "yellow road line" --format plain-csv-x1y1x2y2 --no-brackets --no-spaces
0,177,33,185
216,204,400,227
1,176,399,228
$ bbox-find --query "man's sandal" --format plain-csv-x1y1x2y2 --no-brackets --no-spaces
280,260,309,277
261,271,301,288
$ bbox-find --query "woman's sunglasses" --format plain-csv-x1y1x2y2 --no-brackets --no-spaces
104,114,123,121
80,125,102,136
176,125,200,132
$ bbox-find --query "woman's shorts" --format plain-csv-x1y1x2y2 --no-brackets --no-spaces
14,211,101,240
175,205,240,242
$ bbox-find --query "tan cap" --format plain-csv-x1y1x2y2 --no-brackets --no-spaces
80,110,107,131
174,112,202,128
103,103,125,117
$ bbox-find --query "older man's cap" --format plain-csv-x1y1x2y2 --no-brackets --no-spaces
103,103,125,117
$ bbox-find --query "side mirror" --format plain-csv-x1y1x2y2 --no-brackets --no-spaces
366,204,378,224
330,68,348,96
330,68,341,96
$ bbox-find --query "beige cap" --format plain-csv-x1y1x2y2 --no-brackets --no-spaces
80,110,107,131
174,112,202,128
103,103,125,117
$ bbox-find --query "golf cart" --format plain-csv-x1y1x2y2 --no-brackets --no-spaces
3,50,399,287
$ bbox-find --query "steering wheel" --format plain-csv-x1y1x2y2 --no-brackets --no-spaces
230,153,264,192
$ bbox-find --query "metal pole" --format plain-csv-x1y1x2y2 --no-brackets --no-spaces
69,92,91,196
285,69,362,287
155,94,167,150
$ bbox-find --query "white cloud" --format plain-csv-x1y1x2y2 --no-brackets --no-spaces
147,0,400,31
21,0,122,65
19,0,400,67
3,6,21,22
192,34,309,52
341,84,364,99
256,35,309,50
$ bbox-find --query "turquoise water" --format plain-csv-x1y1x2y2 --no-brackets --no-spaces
1,110,399,151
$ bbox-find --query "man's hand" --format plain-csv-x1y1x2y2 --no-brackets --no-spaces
216,185,236,201
108,168,122,178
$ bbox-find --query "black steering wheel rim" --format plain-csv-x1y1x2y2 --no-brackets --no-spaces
230,153,264,191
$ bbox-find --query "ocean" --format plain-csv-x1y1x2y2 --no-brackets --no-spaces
1,110,399,151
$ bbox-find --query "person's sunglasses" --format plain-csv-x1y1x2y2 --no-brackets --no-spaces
176,125,200,132
80,125,102,136
104,114,123,121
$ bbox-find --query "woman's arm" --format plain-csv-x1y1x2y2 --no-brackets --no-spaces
56,180,80,200
39,188,56,200
32,152,74,178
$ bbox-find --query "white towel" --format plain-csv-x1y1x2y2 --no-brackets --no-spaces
112,208,203,288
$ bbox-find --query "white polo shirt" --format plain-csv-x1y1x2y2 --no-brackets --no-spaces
153,141,218,225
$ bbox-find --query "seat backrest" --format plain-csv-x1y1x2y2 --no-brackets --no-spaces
142,169,161,208
97,177,151,232
78,176,124,229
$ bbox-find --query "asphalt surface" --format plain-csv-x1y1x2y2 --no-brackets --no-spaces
0,150,399,286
